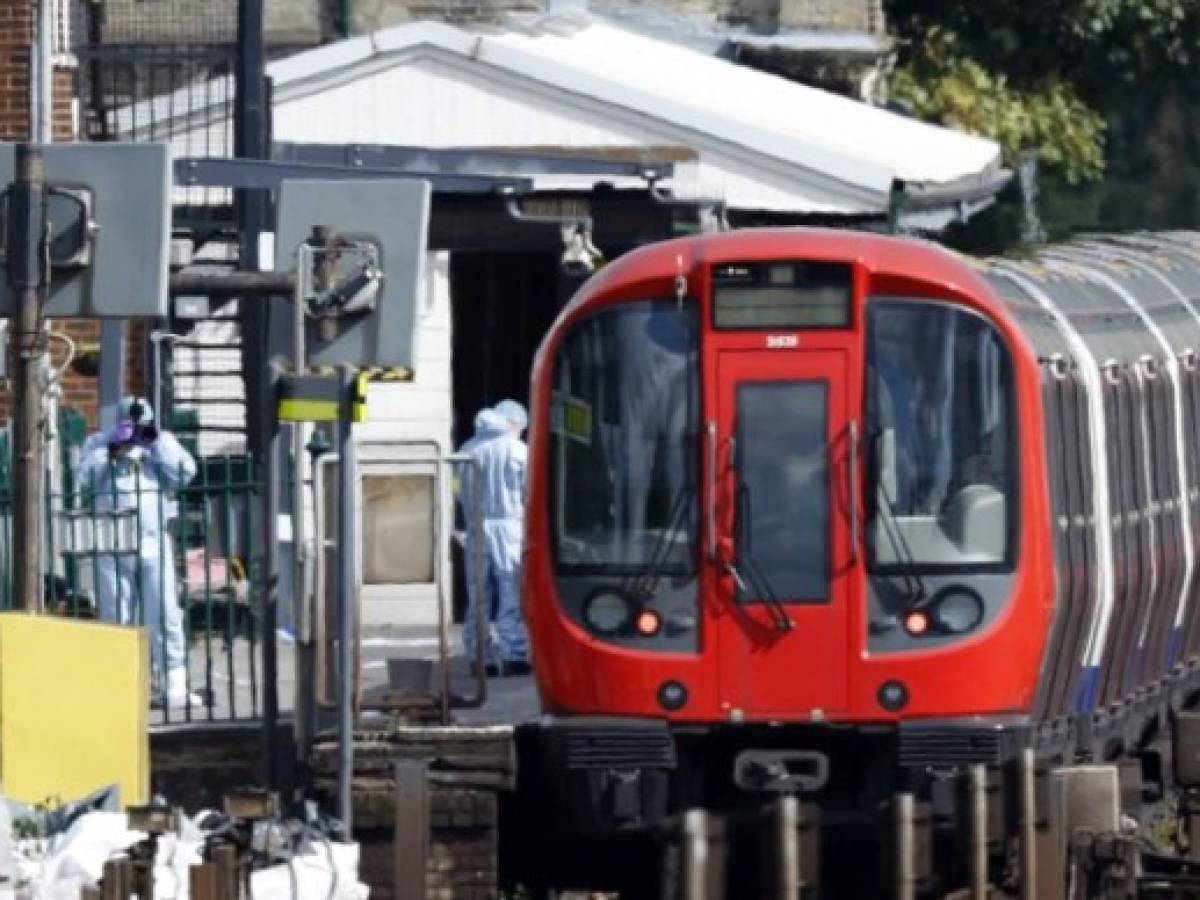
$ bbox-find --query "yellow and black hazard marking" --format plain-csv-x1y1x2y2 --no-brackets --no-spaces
277,367,414,423
277,373,347,423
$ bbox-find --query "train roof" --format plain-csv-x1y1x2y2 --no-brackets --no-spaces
572,226,992,307
564,228,1200,371
981,232,1200,367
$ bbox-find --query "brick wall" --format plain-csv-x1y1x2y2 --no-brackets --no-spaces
55,320,100,425
0,3,34,142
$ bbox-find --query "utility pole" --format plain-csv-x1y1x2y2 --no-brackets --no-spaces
6,144,46,613
236,0,281,789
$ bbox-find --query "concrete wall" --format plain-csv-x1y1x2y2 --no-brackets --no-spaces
351,0,885,32
353,0,540,31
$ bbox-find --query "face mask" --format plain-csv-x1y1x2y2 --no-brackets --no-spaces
114,420,135,442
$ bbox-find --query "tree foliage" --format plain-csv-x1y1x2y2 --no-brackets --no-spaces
886,0,1200,185
889,29,1105,184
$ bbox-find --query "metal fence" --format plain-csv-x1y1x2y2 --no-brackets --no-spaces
0,450,267,726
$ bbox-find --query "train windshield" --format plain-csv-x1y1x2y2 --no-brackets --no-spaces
549,300,699,574
866,299,1016,570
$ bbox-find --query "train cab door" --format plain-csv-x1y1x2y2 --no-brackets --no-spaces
710,349,855,717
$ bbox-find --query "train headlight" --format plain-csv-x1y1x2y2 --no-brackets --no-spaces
903,609,931,636
583,589,633,636
932,586,985,634
635,608,662,637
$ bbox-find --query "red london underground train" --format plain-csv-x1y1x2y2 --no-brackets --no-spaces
513,227,1200,894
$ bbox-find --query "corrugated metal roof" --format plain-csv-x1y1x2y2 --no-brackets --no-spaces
269,14,999,190
128,11,1005,218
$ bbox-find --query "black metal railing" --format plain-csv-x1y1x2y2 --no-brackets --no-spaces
0,450,269,726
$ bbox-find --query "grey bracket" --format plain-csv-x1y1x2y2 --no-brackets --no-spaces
275,179,431,370
0,143,170,317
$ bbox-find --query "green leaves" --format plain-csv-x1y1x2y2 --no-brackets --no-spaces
890,29,1107,184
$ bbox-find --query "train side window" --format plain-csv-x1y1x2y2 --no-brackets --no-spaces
866,299,1017,571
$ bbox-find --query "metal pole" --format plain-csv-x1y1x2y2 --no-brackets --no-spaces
148,330,169,430
7,145,45,613
775,796,801,899
262,365,282,786
336,364,356,836
393,761,429,900
1019,748,1038,900
969,764,989,900
236,0,277,789
293,245,312,766
235,0,268,170
683,809,710,900
32,0,53,143
98,319,125,433
894,793,915,900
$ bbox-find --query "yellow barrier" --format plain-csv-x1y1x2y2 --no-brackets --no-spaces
0,614,148,807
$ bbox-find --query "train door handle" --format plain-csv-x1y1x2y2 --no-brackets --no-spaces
848,420,860,565
706,421,718,561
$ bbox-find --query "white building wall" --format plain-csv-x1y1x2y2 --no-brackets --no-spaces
357,251,453,452
354,251,454,626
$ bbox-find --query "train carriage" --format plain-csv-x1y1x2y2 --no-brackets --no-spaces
511,228,1200,896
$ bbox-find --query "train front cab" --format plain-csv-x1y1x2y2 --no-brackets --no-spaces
521,229,1054,839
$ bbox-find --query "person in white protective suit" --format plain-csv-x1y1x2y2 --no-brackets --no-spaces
611,307,690,562
458,399,530,676
75,397,200,707
455,407,502,674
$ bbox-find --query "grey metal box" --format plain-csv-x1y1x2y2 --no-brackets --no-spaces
274,178,431,371
0,143,170,317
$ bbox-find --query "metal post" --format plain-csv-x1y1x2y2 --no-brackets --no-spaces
1020,748,1038,900
894,793,915,900
336,364,357,835
775,795,801,899
293,245,313,770
98,320,124,433
235,0,268,173
148,330,170,432
683,809,710,900
393,761,429,900
292,232,333,767
970,764,989,900
6,145,46,613
235,0,278,789
262,363,282,785
32,0,53,143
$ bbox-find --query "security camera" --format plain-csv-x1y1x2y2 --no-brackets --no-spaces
560,224,603,277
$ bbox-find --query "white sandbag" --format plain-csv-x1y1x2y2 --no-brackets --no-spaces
249,842,368,900
26,812,144,900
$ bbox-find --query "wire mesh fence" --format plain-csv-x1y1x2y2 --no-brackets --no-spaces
0,447,271,727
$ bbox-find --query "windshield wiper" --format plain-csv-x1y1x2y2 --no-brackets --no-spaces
735,481,794,632
624,480,694,603
871,433,926,609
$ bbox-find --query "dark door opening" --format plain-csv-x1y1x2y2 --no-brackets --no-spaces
449,251,563,621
